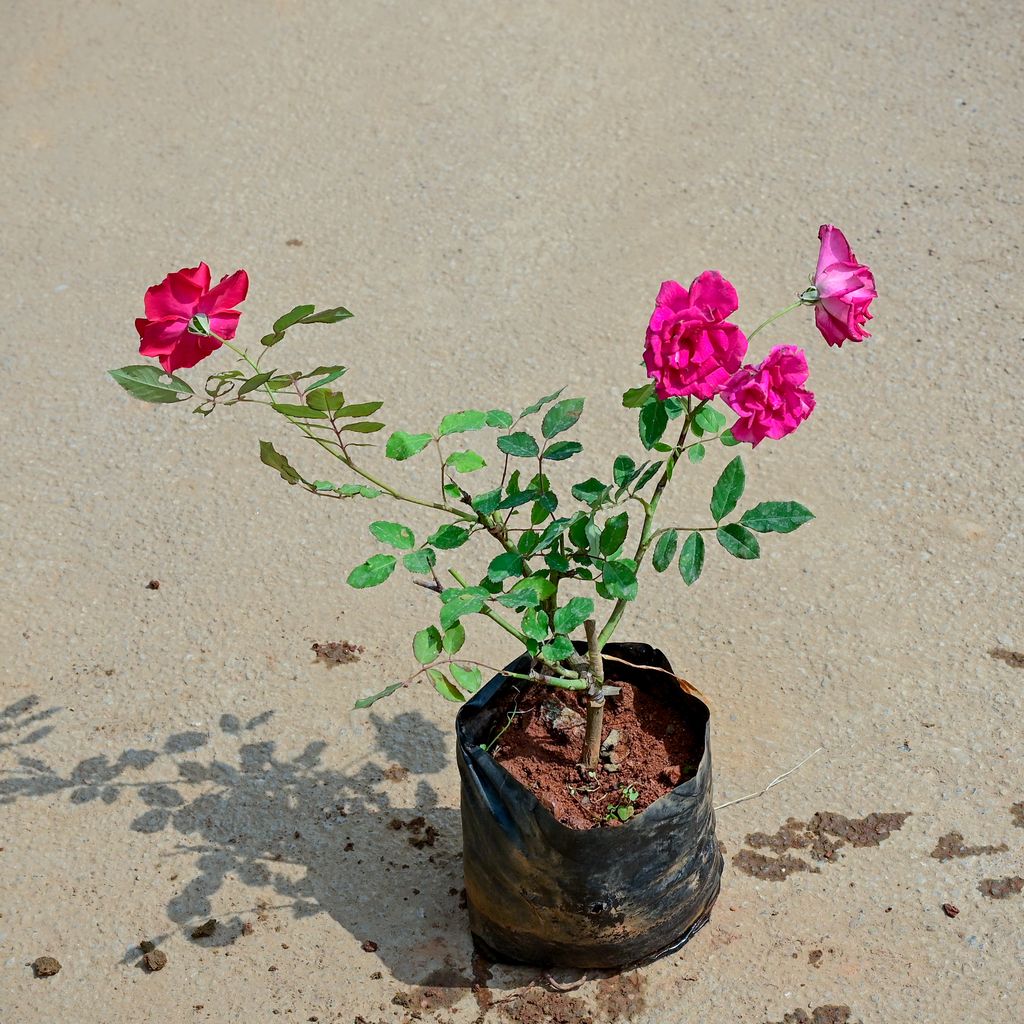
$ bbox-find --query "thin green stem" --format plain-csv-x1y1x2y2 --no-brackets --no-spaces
596,400,702,649
448,569,531,645
746,300,802,343
219,338,476,522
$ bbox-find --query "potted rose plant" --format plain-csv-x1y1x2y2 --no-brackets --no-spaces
110,226,876,968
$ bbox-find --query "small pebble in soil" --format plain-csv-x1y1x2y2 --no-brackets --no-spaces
143,949,168,972
942,903,960,918
190,919,217,939
32,956,61,977
139,940,156,953
361,940,379,952
146,579,160,590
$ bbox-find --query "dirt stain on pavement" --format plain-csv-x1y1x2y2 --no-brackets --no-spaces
734,811,910,880
978,876,1024,900
989,647,1024,668
1010,802,1023,828
766,1007,862,1024
930,831,1009,860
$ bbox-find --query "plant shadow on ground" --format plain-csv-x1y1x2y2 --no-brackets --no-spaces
0,694,517,993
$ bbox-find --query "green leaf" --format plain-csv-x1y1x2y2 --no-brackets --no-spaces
495,489,540,511
353,682,403,709
439,409,488,436
613,455,636,487
386,431,433,460
540,636,575,663
720,428,739,447
678,532,705,585
439,591,486,629
306,388,346,413
442,622,466,654
485,409,514,428
413,626,443,665
369,520,416,550
710,456,746,522
622,383,655,408
694,405,727,434
472,488,502,516
639,400,669,450
521,608,550,641
402,548,436,574
664,397,686,420
519,387,565,418
426,524,471,549
534,516,576,551
273,304,316,333
497,432,540,458
543,441,583,461
739,501,815,534
571,478,611,507
545,552,570,572
109,365,194,403
600,512,629,555
446,450,487,473
553,597,594,634
428,668,464,702
347,553,397,588
717,523,760,559
237,371,276,397
337,401,385,418
340,420,384,433
336,483,383,498
444,482,465,502
602,560,638,601
300,306,353,324
259,440,303,485
487,552,525,583
496,575,555,610
450,663,483,694
652,530,679,573
541,397,584,439
632,461,663,491
272,403,329,419
688,443,706,464
302,365,347,390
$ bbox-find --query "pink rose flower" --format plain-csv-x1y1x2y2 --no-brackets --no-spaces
643,272,748,400
722,345,815,447
136,263,249,373
811,225,876,347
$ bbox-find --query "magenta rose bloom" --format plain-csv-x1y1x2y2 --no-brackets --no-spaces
722,345,815,447
811,225,876,347
643,272,748,400
136,263,249,373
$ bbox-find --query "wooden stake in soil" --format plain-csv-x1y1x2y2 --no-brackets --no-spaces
582,619,606,769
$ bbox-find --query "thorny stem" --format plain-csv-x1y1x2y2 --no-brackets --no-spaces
582,619,606,769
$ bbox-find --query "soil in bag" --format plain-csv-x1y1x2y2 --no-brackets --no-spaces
456,641,723,969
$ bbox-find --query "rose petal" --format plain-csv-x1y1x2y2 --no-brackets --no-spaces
687,271,739,319
159,332,222,373
143,263,211,320
137,316,188,357
198,269,249,315
815,225,854,279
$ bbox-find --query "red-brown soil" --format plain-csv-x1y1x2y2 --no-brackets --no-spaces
489,670,704,830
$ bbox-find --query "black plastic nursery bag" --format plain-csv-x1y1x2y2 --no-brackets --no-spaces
455,641,723,969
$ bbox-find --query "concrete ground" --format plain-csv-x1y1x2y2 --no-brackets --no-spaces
1,1,1022,1022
